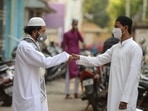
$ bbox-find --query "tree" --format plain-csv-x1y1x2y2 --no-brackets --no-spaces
83,0,147,28
107,0,143,27
82,0,109,28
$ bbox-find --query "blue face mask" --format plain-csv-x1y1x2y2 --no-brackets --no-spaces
37,32,47,43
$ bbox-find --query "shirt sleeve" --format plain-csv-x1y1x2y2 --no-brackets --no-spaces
62,33,68,51
17,43,70,68
76,48,112,66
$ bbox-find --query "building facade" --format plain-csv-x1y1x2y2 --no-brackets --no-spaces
3,0,54,59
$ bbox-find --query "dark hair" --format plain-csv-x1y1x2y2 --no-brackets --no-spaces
72,19,78,24
24,26,41,35
116,16,132,34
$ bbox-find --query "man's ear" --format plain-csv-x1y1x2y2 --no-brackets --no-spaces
125,25,128,31
32,30,38,38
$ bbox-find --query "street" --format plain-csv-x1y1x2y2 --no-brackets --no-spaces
0,78,93,111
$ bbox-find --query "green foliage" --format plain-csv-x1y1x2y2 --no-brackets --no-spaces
83,0,147,28
82,0,109,28
107,0,125,27
130,0,143,17
107,0,143,27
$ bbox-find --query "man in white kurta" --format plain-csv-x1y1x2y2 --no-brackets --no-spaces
74,16,143,111
12,17,71,111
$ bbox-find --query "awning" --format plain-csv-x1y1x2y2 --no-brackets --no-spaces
25,0,56,13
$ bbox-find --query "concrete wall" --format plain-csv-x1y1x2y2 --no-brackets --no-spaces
64,0,83,32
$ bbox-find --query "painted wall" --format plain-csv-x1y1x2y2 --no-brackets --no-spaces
0,0,4,58
4,0,24,58
44,3,65,44
47,0,83,43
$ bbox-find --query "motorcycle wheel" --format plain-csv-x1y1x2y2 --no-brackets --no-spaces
45,64,66,83
87,93,99,111
137,90,148,110
0,88,12,106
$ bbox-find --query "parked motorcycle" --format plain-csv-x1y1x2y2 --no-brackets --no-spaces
42,42,67,82
79,65,107,111
0,59,14,106
79,49,107,111
136,74,148,111
136,38,148,111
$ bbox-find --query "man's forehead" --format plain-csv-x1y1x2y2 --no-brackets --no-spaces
114,21,122,27
72,21,78,24
41,26,46,29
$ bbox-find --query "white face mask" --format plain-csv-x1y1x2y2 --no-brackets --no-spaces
112,28,122,40
37,32,47,43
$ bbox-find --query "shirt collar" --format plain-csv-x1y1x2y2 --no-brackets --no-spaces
119,37,133,46
23,34,40,50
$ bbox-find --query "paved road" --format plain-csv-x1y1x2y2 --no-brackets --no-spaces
0,78,93,111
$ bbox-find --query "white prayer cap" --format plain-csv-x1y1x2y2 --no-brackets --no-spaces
27,17,46,26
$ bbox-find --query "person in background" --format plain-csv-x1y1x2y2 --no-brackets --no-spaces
103,34,119,53
62,19,84,99
12,17,72,111
91,43,98,56
72,16,143,111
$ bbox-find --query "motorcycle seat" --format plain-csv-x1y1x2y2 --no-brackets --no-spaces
139,79,148,90
0,64,9,72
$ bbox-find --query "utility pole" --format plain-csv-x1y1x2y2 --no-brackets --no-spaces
125,0,130,17
142,0,147,21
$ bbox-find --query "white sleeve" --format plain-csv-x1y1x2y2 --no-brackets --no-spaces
76,48,112,66
17,44,70,68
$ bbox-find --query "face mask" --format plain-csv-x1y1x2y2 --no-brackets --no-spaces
112,28,122,40
37,32,47,43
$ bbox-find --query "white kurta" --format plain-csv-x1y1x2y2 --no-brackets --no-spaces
12,35,70,111
77,38,142,111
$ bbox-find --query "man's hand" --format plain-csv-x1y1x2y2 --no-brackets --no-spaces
68,55,73,62
119,101,127,110
72,54,80,60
